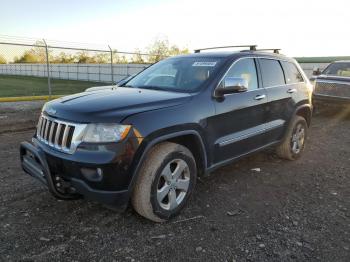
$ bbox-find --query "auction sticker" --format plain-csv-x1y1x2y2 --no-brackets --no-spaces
192,62,217,67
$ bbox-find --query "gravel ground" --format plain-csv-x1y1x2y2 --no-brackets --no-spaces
0,105,349,261
0,101,44,134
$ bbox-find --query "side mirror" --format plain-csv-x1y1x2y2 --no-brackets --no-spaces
215,77,248,97
312,67,321,76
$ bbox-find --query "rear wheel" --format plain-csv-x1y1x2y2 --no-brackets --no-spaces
131,142,197,222
276,116,308,160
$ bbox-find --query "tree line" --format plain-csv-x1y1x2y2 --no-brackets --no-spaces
0,39,189,64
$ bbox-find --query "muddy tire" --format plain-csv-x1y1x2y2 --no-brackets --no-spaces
276,116,308,160
131,142,197,222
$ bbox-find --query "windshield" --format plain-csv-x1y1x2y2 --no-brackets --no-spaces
124,57,223,92
323,62,350,77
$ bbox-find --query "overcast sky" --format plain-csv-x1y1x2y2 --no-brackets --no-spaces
0,0,349,57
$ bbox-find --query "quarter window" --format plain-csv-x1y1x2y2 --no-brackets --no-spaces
281,61,304,84
224,58,258,90
259,59,285,87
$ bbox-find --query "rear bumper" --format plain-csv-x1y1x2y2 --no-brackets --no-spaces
20,140,137,208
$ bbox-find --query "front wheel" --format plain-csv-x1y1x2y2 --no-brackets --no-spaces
276,116,308,160
131,142,197,222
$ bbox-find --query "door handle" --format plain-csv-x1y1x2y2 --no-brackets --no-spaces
254,94,266,100
287,88,297,94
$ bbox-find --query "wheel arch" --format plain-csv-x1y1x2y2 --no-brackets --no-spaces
128,130,208,194
294,104,312,126
280,103,312,145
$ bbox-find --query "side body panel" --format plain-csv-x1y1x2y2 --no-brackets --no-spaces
207,57,269,164
256,58,296,142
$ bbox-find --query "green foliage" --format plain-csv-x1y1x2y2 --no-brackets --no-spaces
147,39,169,63
14,41,50,63
11,38,189,64
117,55,128,64
52,52,75,63
169,45,189,56
94,53,110,63
14,51,41,63
75,51,97,63
147,38,189,63
0,55,7,64
131,49,145,64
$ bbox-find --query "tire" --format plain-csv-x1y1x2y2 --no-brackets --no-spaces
131,142,197,222
276,115,308,160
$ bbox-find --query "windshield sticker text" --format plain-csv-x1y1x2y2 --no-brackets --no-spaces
192,62,217,67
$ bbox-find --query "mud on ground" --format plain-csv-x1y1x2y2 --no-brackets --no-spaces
0,104,349,261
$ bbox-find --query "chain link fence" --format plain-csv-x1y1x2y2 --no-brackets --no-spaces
0,38,153,98
1,36,348,98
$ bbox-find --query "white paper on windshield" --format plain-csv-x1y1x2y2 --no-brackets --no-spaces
192,62,217,67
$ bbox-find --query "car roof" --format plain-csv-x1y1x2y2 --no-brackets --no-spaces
174,51,294,62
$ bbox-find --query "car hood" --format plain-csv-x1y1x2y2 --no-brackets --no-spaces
85,85,118,92
44,87,192,123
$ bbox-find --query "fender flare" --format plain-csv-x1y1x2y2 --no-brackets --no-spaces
280,103,312,143
293,103,313,125
281,104,312,141
127,130,208,194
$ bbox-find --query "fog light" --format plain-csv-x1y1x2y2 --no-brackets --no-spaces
81,167,103,182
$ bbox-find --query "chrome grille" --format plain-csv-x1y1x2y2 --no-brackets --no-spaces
315,81,350,98
36,114,86,154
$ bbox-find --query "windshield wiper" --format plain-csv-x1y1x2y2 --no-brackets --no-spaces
136,86,168,91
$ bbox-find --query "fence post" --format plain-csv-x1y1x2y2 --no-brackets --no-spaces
43,39,51,98
99,64,101,82
108,45,114,85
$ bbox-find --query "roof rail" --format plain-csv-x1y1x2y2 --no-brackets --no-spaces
194,45,257,53
256,48,281,54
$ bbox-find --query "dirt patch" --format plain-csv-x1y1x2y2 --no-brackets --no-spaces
0,101,43,134
0,108,349,261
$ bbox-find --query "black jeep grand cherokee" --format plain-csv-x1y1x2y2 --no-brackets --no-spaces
20,46,313,222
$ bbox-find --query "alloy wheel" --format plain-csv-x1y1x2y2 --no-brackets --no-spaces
291,123,305,154
156,159,190,211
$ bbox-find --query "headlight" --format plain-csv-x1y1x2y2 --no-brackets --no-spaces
82,124,131,143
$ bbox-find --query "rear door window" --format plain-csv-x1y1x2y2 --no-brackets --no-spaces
281,61,304,84
259,59,285,87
